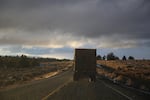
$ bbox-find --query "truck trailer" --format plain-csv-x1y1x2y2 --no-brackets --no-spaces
73,49,96,82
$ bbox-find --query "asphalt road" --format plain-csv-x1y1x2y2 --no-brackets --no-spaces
0,70,72,100
47,78,150,100
0,69,150,100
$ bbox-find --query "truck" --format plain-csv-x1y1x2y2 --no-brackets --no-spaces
73,49,96,82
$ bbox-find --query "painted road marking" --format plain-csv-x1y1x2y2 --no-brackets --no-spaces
41,79,72,100
98,79,133,100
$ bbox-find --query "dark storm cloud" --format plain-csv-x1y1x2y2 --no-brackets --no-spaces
0,0,150,47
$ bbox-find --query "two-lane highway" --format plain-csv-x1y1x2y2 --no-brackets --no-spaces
46,77,150,100
0,70,72,100
0,69,150,100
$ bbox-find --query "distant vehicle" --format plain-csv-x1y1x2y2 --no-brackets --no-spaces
73,49,96,82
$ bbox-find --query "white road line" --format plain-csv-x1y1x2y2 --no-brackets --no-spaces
41,79,72,100
98,79,133,100
44,69,72,80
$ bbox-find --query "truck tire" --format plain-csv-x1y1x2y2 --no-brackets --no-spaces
73,73,78,81
89,74,96,82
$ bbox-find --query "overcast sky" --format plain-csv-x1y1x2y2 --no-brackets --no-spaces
0,0,150,59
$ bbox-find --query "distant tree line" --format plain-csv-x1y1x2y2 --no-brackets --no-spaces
0,55,63,68
97,52,135,60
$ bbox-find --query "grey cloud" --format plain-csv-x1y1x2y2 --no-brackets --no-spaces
1,45,73,56
0,0,150,48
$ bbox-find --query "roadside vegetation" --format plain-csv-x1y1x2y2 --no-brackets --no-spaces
0,55,72,89
97,52,150,92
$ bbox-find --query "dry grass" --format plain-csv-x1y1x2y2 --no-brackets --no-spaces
98,60,150,69
0,61,72,89
97,60,150,91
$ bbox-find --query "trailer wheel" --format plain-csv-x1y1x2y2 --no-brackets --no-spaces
73,73,78,81
89,74,96,82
